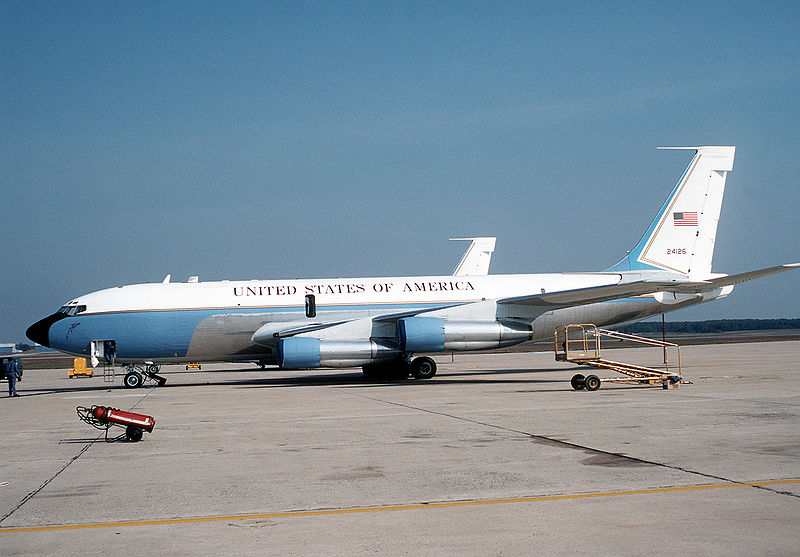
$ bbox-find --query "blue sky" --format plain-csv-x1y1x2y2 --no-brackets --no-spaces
2,1,799,342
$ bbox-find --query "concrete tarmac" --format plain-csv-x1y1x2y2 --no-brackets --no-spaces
1,341,799,555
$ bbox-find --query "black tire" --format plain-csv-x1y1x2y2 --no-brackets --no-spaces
146,364,160,374
410,357,437,379
570,374,586,390
126,426,143,442
123,372,143,389
585,374,601,391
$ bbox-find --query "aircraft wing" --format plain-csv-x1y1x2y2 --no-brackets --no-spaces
253,264,798,345
498,263,799,309
371,304,467,322
666,263,800,292
258,278,712,346
251,305,467,345
263,321,349,341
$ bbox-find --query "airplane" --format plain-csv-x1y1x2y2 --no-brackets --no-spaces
26,146,798,388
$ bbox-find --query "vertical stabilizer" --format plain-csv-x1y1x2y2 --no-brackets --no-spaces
451,237,496,275
607,146,735,277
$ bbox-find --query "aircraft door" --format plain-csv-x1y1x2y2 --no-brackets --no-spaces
90,340,117,367
305,294,316,318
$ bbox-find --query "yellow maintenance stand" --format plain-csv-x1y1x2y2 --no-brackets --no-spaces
68,358,93,378
555,324,682,391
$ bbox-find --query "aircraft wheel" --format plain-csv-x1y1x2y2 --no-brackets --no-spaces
146,364,160,374
585,375,601,391
570,374,586,390
410,357,437,380
123,372,144,389
126,426,143,442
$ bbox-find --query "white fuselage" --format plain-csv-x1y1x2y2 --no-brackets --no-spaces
37,271,725,365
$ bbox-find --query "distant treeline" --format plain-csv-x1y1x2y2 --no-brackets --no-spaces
619,319,800,334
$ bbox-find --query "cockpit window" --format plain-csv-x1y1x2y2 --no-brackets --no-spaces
57,305,86,316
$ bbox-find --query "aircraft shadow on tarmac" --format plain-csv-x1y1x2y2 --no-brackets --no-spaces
14,366,580,396
181,366,574,389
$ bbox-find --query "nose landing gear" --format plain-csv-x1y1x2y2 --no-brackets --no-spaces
122,363,167,388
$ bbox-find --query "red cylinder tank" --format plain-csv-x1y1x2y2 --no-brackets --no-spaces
91,406,155,432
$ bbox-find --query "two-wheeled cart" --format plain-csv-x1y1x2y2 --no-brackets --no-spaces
555,324,683,391
77,405,156,442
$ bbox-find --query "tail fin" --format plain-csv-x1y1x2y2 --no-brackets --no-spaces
451,237,496,275
607,146,735,277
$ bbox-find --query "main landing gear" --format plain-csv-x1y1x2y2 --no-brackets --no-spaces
122,363,167,388
409,357,437,379
362,356,437,381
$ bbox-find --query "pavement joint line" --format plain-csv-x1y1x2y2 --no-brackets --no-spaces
1,479,798,534
0,387,158,526
63,393,164,399
352,393,800,500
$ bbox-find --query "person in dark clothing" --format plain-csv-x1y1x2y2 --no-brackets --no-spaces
105,341,116,365
5,358,20,397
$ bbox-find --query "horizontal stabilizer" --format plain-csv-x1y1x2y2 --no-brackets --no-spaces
498,278,698,308
666,263,800,293
499,263,799,310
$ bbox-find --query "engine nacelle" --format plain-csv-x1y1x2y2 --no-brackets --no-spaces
277,337,401,369
398,317,531,352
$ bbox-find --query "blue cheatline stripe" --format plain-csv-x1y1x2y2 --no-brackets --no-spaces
78,300,469,318
47,302,460,360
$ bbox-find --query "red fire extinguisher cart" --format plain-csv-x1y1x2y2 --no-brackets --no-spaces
77,405,156,442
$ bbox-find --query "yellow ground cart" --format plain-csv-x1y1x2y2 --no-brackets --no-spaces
555,324,682,391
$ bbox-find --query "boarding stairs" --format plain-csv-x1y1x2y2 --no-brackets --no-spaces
103,363,115,383
555,324,682,390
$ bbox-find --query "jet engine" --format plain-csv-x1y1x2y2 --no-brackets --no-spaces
277,337,400,369
276,317,531,370
398,317,531,352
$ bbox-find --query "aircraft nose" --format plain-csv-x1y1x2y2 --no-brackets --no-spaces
26,314,64,348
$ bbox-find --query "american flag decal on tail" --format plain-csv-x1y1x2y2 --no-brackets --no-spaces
673,211,698,226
